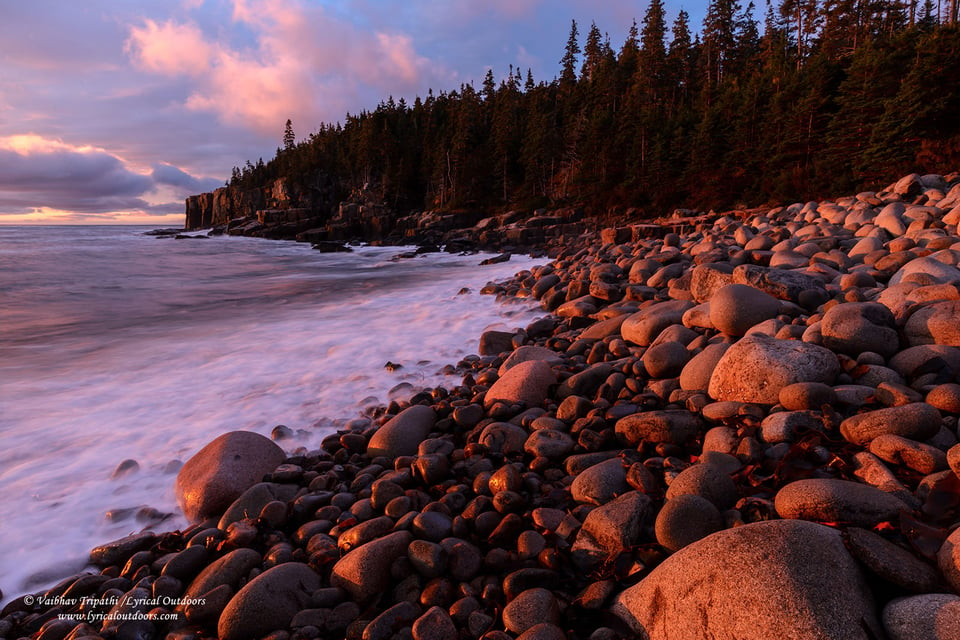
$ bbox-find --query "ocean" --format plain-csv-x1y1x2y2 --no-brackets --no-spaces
0,225,544,602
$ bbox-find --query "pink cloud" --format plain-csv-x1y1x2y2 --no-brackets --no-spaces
127,0,451,135
125,19,214,76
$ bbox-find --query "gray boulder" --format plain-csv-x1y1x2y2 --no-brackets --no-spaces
821,302,899,359
484,359,555,410
610,520,880,639
708,334,840,404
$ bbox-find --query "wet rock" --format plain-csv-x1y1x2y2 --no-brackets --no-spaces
218,482,299,529
654,493,724,552
363,601,420,640
775,478,910,527
218,563,320,640
612,520,879,639
883,594,960,640
484,360,556,410
524,429,575,460
89,532,157,567
181,548,262,611
479,330,515,356
331,530,414,603
479,421,528,455
516,623,567,640
176,431,286,522
839,402,942,445
367,405,437,459
498,346,564,376
708,334,840,404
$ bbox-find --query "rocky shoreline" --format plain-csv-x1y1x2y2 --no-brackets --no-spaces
5,171,960,639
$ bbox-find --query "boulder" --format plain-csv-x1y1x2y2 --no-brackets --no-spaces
621,300,694,346
176,431,286,522
708,334,840,404
484,359,556,410
654,494,724,552
732,264,828,304
367,404,437,459
615,410,703,446
821,302,900,359
839,402,941,445
573,491,652,558
570,458,629,505
679,342,730,391
611,520,879,639
774,478,910,527
498,345,564,376
709,284,781,336
218,563,320,640
883,594,960,640
905,300,960,346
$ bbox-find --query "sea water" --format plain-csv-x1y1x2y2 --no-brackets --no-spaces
0,226,545,602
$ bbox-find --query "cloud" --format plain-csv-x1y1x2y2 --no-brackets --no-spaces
152,162,222,193
125,19,214,76
0,135,212,219
125,0,454,134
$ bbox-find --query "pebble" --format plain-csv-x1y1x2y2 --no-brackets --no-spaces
664,463,739,509
367,405,437,458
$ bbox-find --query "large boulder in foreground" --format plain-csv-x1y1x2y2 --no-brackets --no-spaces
708,334,840,404
175,431,286,522
610,520,880,639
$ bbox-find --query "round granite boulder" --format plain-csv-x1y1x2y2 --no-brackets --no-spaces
611,519,879,639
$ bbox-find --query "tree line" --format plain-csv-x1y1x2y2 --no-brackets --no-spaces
228,0,960,218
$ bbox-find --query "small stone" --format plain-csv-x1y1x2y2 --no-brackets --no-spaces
516,623,567,640
502,588,561,634
927,383,960,413
643,341,691,378
820,302,900,359
412,606,457,640
938,526,960,593
572,491,652,558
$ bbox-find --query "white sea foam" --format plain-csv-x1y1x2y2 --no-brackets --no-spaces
0,228,545,602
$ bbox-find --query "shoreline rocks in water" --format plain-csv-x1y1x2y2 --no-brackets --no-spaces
6,171,960,639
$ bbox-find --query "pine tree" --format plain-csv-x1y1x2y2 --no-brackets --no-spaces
283,119,295,150
560,20,581,88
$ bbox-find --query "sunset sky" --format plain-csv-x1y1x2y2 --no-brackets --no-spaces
0,0,707,225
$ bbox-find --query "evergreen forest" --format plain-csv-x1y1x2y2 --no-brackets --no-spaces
228,0,960,218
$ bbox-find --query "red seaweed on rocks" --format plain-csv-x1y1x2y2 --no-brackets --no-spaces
6,172,960,639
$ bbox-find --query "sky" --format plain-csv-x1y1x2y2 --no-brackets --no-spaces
0,0,707,225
